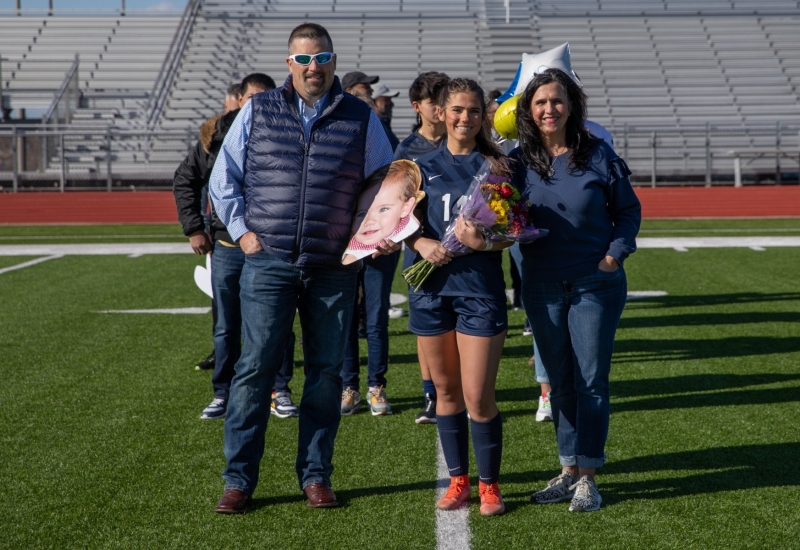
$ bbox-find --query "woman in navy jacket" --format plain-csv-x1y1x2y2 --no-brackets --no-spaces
510,69,641,512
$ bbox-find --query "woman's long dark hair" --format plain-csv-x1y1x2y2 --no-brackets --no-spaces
438,78,509,175
516,69,598,177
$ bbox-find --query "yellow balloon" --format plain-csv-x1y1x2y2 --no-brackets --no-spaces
493,94,521,140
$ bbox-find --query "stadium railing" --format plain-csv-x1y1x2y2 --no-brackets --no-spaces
144,0,203,132
40,54,80,175
1,123,798,192
0,126,200,192
616,122,800,185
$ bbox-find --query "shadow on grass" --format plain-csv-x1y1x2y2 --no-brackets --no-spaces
613,385,800,413
601,442,800,505
626,292,800,309
619,311,800,329
249,479,436,510
611,373,800,399
613,336,800,363
245,445,800,510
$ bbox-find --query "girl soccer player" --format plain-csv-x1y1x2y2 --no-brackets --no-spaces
405,78,511,516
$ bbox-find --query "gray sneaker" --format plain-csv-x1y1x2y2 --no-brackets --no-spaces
271,390,299,418
530,470,576,504
569,475,602,512
367,386,393,416
200,398,227,420
341,387,362,416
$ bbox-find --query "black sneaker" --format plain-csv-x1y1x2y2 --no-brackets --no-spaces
195,351,215,371
415,393,437,425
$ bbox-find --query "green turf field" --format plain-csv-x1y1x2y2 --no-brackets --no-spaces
1,220,798,549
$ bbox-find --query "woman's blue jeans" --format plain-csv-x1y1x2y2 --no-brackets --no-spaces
222,251,357,494
522,267,627,469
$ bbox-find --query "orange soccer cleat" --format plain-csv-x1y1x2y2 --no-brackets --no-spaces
437,475,471,510
478,481,506,516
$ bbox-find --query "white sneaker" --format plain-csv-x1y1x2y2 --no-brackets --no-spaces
530,470,576,504
535,392,553,422
388,307,405,319
569,475,602,512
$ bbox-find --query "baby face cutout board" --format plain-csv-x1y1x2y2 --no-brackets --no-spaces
342,159,425,265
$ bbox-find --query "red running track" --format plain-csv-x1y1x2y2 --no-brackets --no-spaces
1,187,799,224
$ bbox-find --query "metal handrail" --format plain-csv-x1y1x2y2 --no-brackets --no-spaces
42,54,80,124
144,0,203,131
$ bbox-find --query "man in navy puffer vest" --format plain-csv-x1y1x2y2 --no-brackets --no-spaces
209,23,395,514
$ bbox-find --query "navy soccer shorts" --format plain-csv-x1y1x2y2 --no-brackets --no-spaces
408,294,508,337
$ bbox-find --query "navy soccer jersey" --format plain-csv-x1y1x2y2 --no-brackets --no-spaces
394,132,446,162
410,146,505,301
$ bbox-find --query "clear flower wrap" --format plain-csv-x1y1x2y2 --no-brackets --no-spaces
403,160,548,291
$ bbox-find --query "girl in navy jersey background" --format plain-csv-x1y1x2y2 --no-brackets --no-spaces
405,78,512,517
394,71,451,425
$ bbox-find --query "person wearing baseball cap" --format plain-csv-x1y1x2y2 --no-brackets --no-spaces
372,83,400,151
341,71,379,96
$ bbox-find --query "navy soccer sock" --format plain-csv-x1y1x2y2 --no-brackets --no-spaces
422,379,437,399
471,413,503,484
436,410,469,477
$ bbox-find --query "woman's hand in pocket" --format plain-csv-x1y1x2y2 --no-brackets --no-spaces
598,255,619,272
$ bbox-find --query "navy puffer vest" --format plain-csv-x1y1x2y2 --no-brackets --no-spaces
244,76,370,269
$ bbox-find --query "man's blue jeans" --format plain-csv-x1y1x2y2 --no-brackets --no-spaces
211,242,245,400
522,267,627,469
210,243,295,399
222,251,357,494
341,251,399,390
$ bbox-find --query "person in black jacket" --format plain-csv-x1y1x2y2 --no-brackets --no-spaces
173,73,300,422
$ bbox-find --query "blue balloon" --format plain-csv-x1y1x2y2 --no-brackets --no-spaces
496,62,522,104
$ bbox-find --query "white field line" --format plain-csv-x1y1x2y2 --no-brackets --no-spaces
1,238,800,258
637,236,800,250
435,436,471,550
627,291,668,300
97,308,212,315
0,243,192,256
0,255,63,275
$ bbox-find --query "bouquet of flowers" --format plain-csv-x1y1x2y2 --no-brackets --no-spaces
403,160,547,291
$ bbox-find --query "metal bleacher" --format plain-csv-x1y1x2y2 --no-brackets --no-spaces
1,0,799,186
526,1,800,179
1,16,179,116
161,0,485,135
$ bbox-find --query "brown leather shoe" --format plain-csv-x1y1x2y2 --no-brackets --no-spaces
303,483,339,508
215,489,251,514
